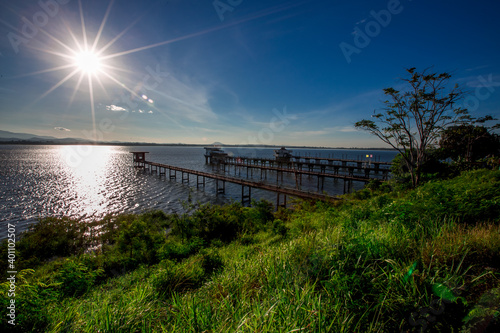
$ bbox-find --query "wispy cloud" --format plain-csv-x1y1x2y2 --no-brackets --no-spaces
465,74,500,88
332,126,357,133
356,18,367,25
293,130,329,136
465,65,491,72
150,73,217,123
54,127,71,131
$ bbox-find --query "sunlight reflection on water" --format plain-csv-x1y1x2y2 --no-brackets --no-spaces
59,146,114,217
0,145,397,239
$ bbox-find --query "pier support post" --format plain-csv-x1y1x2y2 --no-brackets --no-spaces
276,193,287,208
182,172,189,184
196,175,206,188
343,179,352,194
364,168,370,178
216,180,225,195
241,186,252,206
317,176,325,192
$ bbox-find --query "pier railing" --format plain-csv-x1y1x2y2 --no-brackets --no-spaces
132,151,392,208
132,152,341,207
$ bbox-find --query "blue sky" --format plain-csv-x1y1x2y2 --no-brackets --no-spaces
0,0,499,147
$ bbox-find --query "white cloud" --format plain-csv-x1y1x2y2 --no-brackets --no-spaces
337,126,357,133
54,127,71,131
106,105,127,112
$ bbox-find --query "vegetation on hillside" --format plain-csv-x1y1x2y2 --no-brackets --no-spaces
1,168,499,332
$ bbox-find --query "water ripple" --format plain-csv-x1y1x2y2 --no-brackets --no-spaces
0,145,396,239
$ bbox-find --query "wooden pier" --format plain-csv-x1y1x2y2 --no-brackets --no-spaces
221,156,390,179
205,151,391,178
214,159,380,191
132,152,340,207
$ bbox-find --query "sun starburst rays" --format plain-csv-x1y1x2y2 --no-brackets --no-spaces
20,0,294,142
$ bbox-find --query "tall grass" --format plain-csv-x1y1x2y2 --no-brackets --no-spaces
1,169,499,332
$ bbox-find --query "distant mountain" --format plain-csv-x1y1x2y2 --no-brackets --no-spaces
0,130,59,141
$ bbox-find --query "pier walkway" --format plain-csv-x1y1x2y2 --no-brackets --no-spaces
216,159,382,191
132,152,340,207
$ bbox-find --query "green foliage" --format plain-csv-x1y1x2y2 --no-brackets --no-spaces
355,67,471,187
463,288,500,332
0,269,59,333
152,259,205,297
116,218,161,262
391,149,450,186
440,124,500,163
13,217,90,270
271,219,288,237
170,200,274,243
408,169,500,223
157,237,205,262
201,250,224,275
4,172,500,332
54,258,103,297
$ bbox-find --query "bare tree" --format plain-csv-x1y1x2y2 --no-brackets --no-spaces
355,68,470,187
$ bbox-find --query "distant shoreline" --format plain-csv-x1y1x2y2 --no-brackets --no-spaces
0,141,396,151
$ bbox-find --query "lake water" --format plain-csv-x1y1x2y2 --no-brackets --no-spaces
0,145,397,239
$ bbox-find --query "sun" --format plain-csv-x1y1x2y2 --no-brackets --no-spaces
73,50,102,75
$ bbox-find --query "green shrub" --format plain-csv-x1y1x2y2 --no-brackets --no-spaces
152,259,204,298
170,201,274,244
116,218,163,263
272,219,288,237
201,250,224,275
55,258,103,297
157,237,205,262
0,270,59,333
15,217,89,267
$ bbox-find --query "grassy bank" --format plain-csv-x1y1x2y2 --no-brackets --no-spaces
1,169,500,332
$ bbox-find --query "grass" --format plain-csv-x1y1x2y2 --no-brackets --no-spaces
1,169,499,332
